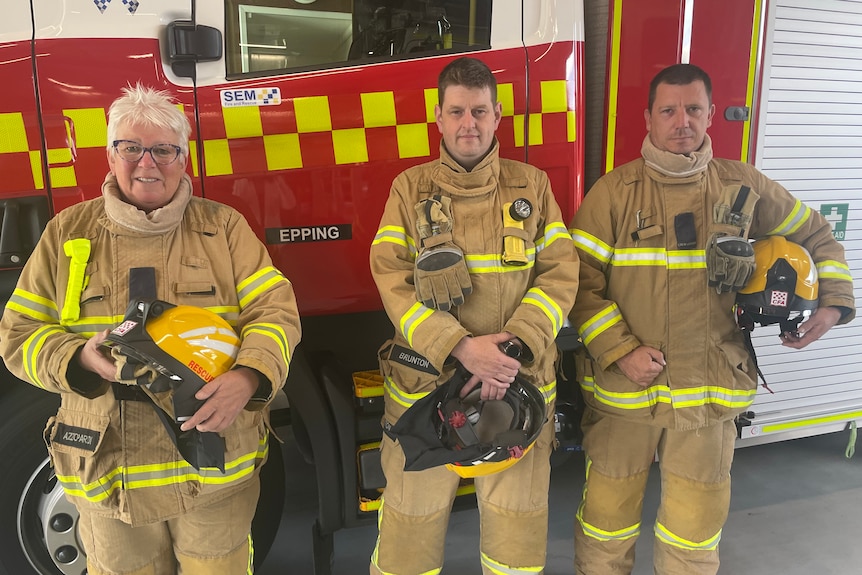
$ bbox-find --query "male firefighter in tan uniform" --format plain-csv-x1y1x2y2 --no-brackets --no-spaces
0,85,301,575
369,57,579,574
569,63,855,575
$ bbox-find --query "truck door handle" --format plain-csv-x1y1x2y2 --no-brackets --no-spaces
47,116,78,168
724,106,750,122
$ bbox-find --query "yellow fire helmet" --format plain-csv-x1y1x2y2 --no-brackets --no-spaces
105,299,240,410
736,236,818,333
385,365,547,479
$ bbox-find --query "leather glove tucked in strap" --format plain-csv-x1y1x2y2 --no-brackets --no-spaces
111,347,180,418
413,195,472,311
707,234,756,293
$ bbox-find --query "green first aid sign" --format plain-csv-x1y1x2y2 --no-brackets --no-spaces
820,204,848,241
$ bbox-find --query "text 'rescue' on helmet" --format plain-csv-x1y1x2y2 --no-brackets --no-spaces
385,365,547,479
735,236,818,334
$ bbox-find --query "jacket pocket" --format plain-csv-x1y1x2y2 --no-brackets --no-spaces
221,410,267,471
378,339,449,422
46,409,119,508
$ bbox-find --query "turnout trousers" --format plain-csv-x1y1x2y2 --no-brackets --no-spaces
78,476,259,575
574,407,737,575
370,420,555,575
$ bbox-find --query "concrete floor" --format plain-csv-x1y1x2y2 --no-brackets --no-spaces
258,427,862,575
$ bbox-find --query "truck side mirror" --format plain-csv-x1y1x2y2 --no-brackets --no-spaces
167,21,223,79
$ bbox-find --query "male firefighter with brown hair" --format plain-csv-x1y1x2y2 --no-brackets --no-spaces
369,56,579,574
569,63,855,574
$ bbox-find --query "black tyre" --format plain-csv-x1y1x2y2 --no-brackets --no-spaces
252,433,286,568
0,381,68,575
0,376,286,574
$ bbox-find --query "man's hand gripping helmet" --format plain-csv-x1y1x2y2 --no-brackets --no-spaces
386,364,547,478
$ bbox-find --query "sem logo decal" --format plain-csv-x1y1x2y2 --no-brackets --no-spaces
820,204,849,241
221,88,282,108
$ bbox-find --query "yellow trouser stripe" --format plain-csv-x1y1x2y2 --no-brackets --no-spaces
654,521,721,551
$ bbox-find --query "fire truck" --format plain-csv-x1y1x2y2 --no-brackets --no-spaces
0,0,858,573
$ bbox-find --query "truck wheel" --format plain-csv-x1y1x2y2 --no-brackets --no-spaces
252,434,285,568
0,383,67,575
0,379,286,574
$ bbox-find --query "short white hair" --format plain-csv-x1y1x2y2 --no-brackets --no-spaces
106,84,191,153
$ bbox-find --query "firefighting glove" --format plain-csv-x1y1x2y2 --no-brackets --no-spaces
413,196,472,312
706,234,756,293
111,346,160,386
110,347,180,419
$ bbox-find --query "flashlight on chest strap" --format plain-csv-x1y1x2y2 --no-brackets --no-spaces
502,198,532,266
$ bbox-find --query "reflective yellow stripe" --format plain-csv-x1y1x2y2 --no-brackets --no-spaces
481,551,543,574
465,250,536,273
58,437,268,502
579,303,622,346
61,316,124,336
6,288,59,322
246,533,255,575
762,410,862,434
571,229,613,263
236,266,289,309
241,322,291,366
399,302,434,348
538,379,557,404
577,456,640,542
768,200,811,236
23,324,66,389
655,521,721,551
611,247,665,266
383,375,430,409
536,222,571,252
522,287,564,334
579,377,757,411
372,225,417,257
816,260,853,282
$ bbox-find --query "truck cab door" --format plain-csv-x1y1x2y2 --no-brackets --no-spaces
31,0,196,215
603,0,760,169
183,0,515,318
0,2,49,273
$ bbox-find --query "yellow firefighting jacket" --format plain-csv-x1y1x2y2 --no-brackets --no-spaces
0,179,301,525
370,141,579,423
570,158,855,430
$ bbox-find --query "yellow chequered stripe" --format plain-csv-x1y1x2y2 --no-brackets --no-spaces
0,112,30,153
63,108,108,148
361,91,397,127
4,81,571,186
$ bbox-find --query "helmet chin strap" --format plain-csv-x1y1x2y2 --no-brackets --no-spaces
735,307,773,394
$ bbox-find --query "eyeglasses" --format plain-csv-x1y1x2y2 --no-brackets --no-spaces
112,140,183,165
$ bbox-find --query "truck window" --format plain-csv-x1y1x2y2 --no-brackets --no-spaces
224,0,492,77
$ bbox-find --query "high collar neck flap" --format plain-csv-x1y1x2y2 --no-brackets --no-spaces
433,140,500,197
641,133,713,178
102,173,192,235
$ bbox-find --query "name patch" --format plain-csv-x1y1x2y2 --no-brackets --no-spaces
54,423,100,452
390,344,439,375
